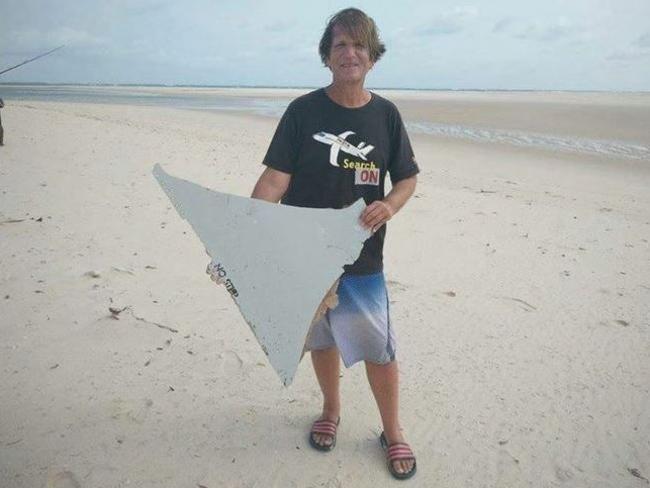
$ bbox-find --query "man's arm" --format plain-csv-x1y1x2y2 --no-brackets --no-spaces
360,175,417,232
251,167,292,203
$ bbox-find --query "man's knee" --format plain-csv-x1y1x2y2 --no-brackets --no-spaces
311,346,339,356
365,358,398,371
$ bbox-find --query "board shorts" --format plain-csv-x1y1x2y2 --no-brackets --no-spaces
305,271,396,367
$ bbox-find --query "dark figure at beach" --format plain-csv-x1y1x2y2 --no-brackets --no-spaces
0,98,4,146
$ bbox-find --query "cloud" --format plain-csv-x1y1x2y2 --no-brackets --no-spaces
494,17,581,42
265,20,294,33
492,17,514,34
605,49,650,61
124,1,170,17
516,19,576,41
415,6,478,37
606,31,650,62
635,32,650,48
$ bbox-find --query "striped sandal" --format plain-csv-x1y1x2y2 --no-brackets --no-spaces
308,417,340,452
380,432,417,480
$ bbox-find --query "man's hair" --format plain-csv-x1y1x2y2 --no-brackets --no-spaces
318,8,386,66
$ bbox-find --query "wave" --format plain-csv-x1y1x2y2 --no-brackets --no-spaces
406,122,650,160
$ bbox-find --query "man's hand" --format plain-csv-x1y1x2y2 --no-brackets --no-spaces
359,175,417,233
361,200,395,233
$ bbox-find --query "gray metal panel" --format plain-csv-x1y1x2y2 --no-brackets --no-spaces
153,164,369,385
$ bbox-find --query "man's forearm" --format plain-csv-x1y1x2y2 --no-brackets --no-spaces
251,167,291,203
251,181,285,203
384,175,417,214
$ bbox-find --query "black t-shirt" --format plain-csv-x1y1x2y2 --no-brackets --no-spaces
262,88,419,275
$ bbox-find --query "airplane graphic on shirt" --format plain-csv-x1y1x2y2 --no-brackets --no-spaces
312,131,375,167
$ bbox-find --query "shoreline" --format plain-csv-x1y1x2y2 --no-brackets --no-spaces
2,81,649,95
5,97,650,161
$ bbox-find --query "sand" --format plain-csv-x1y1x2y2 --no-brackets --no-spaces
0,90,649,488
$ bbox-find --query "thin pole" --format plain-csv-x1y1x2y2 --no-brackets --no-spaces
0,45,65,76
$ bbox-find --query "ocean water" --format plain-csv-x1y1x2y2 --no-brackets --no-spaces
406,122,650,161
0,85,289,117
2,85,648,160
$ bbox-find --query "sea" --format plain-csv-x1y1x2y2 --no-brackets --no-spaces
0,84,291,117
1,84,648,160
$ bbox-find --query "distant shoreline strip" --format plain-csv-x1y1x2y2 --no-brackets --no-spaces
407,122,650,161
3,85,647,160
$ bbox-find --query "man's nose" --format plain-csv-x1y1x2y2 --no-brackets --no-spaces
342,44,356,57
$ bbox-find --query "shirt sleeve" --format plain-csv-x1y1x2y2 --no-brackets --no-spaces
262,104,300,174
388,107,419,184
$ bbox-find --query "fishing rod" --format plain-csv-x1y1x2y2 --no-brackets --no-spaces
0,45,65,76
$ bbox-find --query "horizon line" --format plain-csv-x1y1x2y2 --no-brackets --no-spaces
0,81,648,94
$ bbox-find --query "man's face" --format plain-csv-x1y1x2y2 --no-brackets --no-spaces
326,25,374,84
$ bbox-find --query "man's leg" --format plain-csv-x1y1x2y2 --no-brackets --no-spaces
366,360,414,475
310,347,341,447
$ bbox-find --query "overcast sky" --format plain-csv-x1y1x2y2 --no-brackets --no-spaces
1,0,649,90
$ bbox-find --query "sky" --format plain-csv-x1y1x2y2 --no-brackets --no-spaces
1,0,649,91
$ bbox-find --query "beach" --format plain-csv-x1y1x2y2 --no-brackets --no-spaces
1,88,649,487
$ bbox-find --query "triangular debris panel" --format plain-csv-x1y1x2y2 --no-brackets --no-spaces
152,164,370,386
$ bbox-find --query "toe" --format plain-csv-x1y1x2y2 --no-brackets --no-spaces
392,460,413,475
315,433,332,447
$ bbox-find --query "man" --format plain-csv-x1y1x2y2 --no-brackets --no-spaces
0,98,4,146
251,8,418,480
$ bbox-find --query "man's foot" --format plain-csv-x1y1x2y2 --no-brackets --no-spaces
308,416,340,451
380,431,417,480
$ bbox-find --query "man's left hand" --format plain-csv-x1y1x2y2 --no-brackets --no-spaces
360,200,395,233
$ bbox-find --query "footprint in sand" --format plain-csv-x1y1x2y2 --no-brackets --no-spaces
555,465,574,482
219,350,244,376
495,448,520,483
110,398,153,424
46,470,81,488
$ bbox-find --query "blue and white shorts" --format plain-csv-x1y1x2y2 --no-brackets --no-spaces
305,272,396,367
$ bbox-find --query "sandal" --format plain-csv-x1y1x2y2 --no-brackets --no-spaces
380,432,417,480
308,417,340,452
